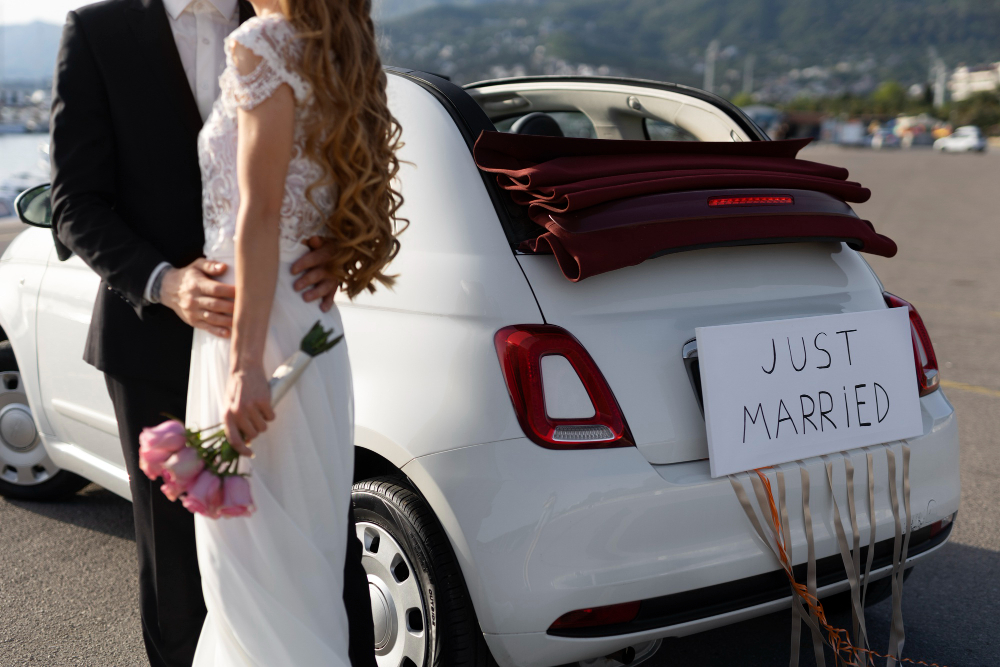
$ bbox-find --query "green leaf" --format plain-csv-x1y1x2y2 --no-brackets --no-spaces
300,321,344,357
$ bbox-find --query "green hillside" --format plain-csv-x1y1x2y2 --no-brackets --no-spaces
379,0,1000,98
374,0,503,21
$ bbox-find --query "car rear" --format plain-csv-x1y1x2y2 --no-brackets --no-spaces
405,232,958,666
385,73,960,667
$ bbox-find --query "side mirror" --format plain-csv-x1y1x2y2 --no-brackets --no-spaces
15,184,53,228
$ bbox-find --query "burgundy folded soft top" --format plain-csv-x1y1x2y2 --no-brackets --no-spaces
473,131,896,281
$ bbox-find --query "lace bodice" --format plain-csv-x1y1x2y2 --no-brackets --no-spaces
198,15,334,259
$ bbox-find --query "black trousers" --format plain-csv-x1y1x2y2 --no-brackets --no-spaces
106,374,376,667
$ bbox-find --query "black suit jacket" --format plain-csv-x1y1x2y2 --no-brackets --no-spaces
50,0,254,386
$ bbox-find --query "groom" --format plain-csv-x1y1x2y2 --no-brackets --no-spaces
49,1,376,666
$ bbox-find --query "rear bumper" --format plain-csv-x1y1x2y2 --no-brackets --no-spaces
402,390,959,667
548,521,950,639
483,539,946,667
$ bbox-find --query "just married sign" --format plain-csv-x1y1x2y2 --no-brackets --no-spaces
697,309,923,478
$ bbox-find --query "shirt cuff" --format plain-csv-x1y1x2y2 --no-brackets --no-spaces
143,262,173,304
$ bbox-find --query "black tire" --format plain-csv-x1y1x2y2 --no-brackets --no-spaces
0,341,89,501
353,475,497,667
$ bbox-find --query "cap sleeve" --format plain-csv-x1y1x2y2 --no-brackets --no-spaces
223,16,311,110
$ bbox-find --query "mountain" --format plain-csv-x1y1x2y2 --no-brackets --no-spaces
379,0,1000,100
3,1,1000,102
0,2,503,82
1,22,64,82
374,0,505,21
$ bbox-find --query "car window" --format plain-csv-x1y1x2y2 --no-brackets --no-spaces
644,119,700,142
496,111,598,139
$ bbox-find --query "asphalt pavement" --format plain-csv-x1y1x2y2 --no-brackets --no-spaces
1,147,998,666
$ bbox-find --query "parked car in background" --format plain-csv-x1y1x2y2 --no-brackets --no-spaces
741,105,787,139
1,71,961,667
824,119,869,146
934,125,987,152
871,128,901,149
902,131,936,149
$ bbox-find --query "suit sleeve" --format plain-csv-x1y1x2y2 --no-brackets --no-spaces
50,10,167,318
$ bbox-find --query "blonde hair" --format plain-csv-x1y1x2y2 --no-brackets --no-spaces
279,0,404,298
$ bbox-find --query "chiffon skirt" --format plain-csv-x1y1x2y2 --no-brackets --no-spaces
187,250,354,667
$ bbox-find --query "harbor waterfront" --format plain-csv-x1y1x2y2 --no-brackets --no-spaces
0,133,49,182
0,133,49,219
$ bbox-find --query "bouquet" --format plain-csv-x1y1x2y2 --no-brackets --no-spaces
137,322,343,519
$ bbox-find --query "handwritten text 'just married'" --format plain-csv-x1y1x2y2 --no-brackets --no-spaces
743,329,893,444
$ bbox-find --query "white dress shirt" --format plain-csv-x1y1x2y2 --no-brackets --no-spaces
146,0,240,304
163,0,240,121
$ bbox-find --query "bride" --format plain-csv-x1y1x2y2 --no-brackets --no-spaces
186,0,402,663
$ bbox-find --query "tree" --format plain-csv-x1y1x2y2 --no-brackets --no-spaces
730,92,754,108
951,92,1000,134
870,81,907,115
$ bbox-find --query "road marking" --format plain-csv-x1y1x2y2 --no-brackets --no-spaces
940,380,1000,399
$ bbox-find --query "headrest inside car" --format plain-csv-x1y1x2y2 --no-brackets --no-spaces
510,112,565,138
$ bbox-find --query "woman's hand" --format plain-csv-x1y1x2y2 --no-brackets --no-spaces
224,365,275,456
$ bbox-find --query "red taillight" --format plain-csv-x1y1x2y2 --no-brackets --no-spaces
883,293,940,396
494,325,634,450
708,195,794,207
550,601,641,631
929,513,955,539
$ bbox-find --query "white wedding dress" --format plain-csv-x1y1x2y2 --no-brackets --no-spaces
186,15,353,667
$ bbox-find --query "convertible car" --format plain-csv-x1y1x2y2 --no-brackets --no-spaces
1,71,959,667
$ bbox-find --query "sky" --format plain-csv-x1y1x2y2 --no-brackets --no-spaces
0,0,401,25
0,0,90,25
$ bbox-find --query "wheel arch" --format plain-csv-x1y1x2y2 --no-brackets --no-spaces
396,453,493,634
351,440,493,635
0,250,52,437
354,446,404,484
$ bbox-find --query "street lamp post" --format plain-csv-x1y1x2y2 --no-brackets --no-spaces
704,39,720,94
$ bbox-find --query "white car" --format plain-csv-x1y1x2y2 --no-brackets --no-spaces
933,125,987,152
2,72,960,667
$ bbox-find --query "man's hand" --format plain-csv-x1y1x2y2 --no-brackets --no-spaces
160,259,236,338
291,236,341,312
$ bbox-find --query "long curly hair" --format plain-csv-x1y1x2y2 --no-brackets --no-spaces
279,0,404,298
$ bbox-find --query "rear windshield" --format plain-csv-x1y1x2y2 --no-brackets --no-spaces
645,119,699,142
495,111,598,139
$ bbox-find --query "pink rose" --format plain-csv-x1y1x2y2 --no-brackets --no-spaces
160,471,186,502
159,448,204,501
181,470,224,518
139,420,187,453
218,475,255,518
138,445,172,480
165,447,204,484
160,447,205,501
138,421,187,479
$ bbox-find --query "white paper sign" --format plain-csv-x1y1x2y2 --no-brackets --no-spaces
697,309,922,478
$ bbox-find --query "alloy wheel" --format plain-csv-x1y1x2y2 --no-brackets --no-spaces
0,371,59,486
358,520,428,667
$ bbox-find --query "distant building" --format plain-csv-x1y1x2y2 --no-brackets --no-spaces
948,63,1000,102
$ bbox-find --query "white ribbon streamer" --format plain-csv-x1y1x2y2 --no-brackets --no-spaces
728,446,914,667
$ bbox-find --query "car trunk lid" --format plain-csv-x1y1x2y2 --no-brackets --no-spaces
516,240,888,465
